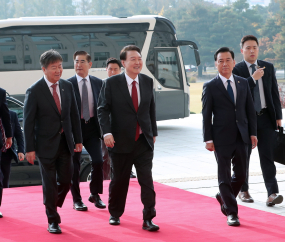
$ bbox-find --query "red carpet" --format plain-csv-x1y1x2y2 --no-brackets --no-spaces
1,180,285,242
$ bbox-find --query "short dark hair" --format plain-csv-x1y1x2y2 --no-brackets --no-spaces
40,49,63,68
73,50,91,62
106,57,122,68
120,45,141,61
214,47,234,61
240,35,259,48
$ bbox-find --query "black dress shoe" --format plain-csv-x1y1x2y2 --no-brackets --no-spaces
215,193,227,216
109,216,120,225
47,223,62,234
227,214,240,226
88,194,106,209
73,201,88,211
0,212,2,218
130,171,136,178
142,220,160,231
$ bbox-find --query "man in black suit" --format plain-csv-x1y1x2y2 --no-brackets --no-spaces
1,110,25,188
24,50,83,234
98,45,159,231
202,47,257,226
233,35,283,206
67,51,105,211
0,89,12,218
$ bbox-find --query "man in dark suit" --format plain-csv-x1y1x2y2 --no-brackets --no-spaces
1,110,25,188
233,35,283,206
98,45,159,231
24,50,83,234
67,51,105,211
202,47,257,226
0,89,12,218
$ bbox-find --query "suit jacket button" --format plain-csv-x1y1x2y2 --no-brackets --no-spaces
236,120,238,122
235,109,237,111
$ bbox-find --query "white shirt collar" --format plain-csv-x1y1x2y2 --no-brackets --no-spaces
76,74,90,83
244,59,257,68
219,73,234,84
44,75,59,87
125,73,139,86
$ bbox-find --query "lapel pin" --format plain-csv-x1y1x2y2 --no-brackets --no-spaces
62,89,64,91
238,81,240,83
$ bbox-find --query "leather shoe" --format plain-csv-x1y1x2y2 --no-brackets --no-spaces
73,201,88,211
143,220,159,231
266,193,283,207
89,194,106,209
109,216,120,225
130,171,136,178
47,223,62,234
238,191,254,203
227,214,240,226
215,193,227,216
0,212,2,218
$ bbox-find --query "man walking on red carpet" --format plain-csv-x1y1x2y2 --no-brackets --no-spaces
24,50,83,234
98,45,159,231
202,47,257,226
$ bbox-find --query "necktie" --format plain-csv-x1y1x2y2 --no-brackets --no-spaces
0,119,6,152
132,81,140,141
51,84,61,114
251,64,262,113
227,80,235,104
82,78,90,121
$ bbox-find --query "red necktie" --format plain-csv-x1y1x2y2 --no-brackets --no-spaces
0,119,6,152
132,81,140,141
51,84,61,114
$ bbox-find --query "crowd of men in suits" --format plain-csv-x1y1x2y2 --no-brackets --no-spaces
0,34,283,233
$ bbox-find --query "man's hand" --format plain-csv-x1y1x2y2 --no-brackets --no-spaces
26,151,35,165
18,152,25,161
251,136,258,149
153,136,156,144
252,68,264,81
5,137,12,149
276,119,282,128
206,142,215,152
104,134,115,148
74,143,83,152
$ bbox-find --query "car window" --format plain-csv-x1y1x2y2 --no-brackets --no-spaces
7,99,23,119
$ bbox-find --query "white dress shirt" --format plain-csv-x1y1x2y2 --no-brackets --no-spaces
244,60,267,109
219,73,237,104
76,74,94,118
104,73,142,138
44,75,61,106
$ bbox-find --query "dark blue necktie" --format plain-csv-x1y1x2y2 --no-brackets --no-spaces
227,80,234,103
251,64,262,113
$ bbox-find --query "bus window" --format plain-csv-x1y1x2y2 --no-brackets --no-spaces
0,35,23,71
156,50,183,89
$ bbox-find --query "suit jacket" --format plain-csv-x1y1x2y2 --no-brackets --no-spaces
23,77,82,159
233,60,282,129
4,110,25,163
98,72,158,153
67,75,102,137
202,74,257,146
0,88,12,149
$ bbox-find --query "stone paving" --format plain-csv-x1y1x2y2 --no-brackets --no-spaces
149,111,285,216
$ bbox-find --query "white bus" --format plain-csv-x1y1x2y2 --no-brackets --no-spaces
0,15,200,121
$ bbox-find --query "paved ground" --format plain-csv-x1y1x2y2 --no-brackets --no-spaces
149,111,285,216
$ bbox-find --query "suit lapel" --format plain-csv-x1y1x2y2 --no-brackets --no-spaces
70,76,81,114
138,74,144,112
234,75,241,106
58,79,66,116
39,78,61,116
118,73,136,113
214,76,235,105
241,61,251,77
90,76,99,106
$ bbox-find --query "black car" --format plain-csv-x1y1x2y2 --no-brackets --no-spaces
6,95,92,187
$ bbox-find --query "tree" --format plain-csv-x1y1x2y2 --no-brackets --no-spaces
0,0,15,19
